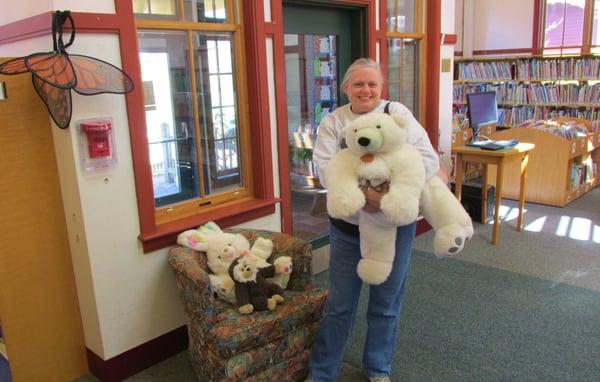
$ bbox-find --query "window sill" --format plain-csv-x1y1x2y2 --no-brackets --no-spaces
138,197,280,253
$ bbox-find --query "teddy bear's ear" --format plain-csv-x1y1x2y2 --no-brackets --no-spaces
390,113,408,129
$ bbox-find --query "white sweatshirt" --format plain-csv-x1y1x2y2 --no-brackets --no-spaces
313,100,439,225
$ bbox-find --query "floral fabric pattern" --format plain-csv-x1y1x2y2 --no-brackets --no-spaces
168,229,328,381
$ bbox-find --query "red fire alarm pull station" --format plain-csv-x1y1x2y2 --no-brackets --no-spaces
77,117,117,173
81,119,112,158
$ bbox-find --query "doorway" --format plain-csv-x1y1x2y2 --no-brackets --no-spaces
283,2,365,247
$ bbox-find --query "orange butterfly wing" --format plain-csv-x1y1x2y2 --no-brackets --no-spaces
70,55,134,95
0,57,29,75
32,75,72,129
26,52,77,89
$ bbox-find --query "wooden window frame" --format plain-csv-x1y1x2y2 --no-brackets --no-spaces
131,1,277,252
383,0,426,124
537,0,598,56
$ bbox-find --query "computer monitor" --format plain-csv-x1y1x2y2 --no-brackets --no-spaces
466,91,498,143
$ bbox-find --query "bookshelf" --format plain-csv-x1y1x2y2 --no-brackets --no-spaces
487,118,599,207
453,56,600,131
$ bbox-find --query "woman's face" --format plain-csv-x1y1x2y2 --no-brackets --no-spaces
342,67,383,114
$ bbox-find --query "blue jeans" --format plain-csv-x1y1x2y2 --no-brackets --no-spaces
308,221,416,382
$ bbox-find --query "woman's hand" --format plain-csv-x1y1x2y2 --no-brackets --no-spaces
362,182,389,213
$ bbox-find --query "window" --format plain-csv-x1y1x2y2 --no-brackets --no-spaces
386,0,424,119
134,0,253,226
541,0,600,55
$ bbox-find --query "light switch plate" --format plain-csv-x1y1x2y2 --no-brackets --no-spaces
441,58,452,73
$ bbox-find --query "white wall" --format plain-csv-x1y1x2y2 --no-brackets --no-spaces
455,0,463,52
439,0,456,157
458,0,535,58
0,0,281,360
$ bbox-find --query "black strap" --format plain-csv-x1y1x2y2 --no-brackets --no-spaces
383,101,391,115
329,217,359,236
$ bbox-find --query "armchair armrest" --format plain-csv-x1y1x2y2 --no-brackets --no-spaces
226,229,315,291
168,246,223,326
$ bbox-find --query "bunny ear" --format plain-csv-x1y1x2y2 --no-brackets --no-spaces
199,221,223,235
177,229,210,251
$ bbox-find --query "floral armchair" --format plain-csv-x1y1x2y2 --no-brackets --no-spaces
168,228,329,382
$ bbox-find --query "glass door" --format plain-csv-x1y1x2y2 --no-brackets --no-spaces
283,3,362,246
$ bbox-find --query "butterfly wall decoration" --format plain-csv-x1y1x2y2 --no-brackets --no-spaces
0,10,134,129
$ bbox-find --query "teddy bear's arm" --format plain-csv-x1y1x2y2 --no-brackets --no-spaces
386,146,426,192
257,264,275,279
325,150,366,218
379,146,426,224
325,150,362,188
250,237,273,260
234,282,251,307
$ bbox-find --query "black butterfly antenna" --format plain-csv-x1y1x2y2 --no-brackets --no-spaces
52,10,75,53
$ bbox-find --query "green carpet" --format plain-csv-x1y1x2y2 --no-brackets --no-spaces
314,250,600,382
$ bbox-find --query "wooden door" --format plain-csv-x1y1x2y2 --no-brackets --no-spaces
0,69,88,381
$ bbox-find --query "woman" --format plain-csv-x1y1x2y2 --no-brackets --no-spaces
306,58,440,382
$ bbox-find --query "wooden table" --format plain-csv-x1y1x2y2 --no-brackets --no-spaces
452,143,535,244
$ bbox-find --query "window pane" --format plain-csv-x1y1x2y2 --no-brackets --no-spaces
183,0,227,22
544,0,585,48
386,0,416,33
592,0,600,45
387,38,420,118
133,0,177,18
138,30,200,207
194,32,242,194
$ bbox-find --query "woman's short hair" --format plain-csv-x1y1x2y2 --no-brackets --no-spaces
341,58,383,90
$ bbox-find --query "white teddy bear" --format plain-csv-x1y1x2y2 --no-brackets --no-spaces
326,112,473,285
176,222,292,304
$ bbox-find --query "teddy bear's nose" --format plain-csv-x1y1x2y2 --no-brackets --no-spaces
358,137,370,146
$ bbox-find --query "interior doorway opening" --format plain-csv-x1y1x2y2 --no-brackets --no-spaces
283,2,365,247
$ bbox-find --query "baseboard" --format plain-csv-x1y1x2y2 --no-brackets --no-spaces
87,326,188,382
311,245,330,275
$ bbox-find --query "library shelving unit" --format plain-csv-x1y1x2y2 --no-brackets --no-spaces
488,118,599,207
453,56,600,131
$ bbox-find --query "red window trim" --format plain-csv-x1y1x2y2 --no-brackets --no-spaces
0,0,278,254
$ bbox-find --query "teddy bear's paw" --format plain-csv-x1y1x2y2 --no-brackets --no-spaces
221,277,234,290
251,237,273,259
267,298,277,311
357,259,393,285
239,304,254,314
274,256,293,275
327,190,365,218
271,294,285,303
380,195,419,225
433,224,472,257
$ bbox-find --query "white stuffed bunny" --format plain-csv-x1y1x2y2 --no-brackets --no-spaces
176,222,292,303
